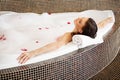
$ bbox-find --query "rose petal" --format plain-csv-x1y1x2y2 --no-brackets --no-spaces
2,37,6,40
36,41,39,43
0,37,2,40
0,35,5,40
38,28,42,30
21,48,27,51
45,27,49,29
67,22,71,24
48,12,51,15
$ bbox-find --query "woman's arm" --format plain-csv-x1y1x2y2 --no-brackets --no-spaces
17,32,72,64
97,17,113,28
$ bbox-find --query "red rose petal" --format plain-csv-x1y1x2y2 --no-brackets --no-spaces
67,22,71,24
21,48,27,51
45,27,49,29
48,12,51,15
0,35,5,40
38,28,42,30
2,37,6,40
0,37,2,40
36,41,39,43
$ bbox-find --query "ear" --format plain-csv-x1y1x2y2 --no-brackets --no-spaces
79,29,83,33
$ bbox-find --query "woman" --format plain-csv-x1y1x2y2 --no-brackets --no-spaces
17,17,112,64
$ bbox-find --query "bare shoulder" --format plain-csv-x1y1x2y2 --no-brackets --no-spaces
63,32,72,38
63,32,72,42
57,32,72,42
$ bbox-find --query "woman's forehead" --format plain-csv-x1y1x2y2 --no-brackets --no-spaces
81,17,89,20
81,17,89,23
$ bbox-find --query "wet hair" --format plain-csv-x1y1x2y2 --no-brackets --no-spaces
82,18,98,38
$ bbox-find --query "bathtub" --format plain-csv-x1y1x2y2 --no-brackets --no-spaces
0,0,120,80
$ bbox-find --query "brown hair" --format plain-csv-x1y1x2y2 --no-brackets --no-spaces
71,18,98,38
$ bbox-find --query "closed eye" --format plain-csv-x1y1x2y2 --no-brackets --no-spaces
79,21,81,23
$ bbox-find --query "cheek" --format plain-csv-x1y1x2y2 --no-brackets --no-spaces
76,26,81,32
74,19,77,24
78,25,82,29
78,25,84,31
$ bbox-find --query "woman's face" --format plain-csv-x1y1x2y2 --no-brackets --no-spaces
74,17,89,33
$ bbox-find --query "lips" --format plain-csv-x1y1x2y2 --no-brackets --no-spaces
0,34,6,41
21,48,28,51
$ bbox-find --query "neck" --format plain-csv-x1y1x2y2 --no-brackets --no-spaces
72,27,78,33
71,27,81,36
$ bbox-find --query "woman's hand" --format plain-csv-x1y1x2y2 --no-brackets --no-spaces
98,17,113,28
17,52,34,64
105,17,113,23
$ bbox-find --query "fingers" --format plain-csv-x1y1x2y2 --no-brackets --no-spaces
19,55,29,64
106,17,113,23
17,53,24,60
22,57,29,64
17,52,30,64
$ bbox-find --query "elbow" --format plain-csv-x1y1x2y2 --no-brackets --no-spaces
56,44,61,49
56,42,65,49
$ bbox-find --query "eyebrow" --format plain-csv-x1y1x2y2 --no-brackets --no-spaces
81,19,84,24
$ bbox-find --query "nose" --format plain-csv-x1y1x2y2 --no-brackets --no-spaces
74,17,82,24
76,18,81,23
76,18,81,20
